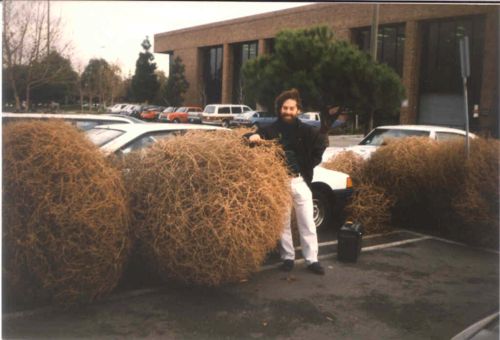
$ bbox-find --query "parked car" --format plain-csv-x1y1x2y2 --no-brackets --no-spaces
85,123,226,156
107,103,129,113
159,106,202,123
140,106,165,121
157,107,177,122
2,112,144,131
120,104,143,117
232,111,276,128
322,124,479,162
201,104,253,127
85,123,353,230
187,109,204,124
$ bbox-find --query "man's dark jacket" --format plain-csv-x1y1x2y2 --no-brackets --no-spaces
250,118,327,185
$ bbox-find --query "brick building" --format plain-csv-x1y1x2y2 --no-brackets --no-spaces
154,3,499,135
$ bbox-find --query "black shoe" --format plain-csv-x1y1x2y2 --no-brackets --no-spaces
307,262,325,275
280,259,294,272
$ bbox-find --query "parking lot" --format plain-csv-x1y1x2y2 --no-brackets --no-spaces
3,229,498,339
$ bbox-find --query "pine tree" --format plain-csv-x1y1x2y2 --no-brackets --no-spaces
131,37,159,103
242,26,405,134
162,56,189,107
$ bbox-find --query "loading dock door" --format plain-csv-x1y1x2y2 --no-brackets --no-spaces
418,16,484,128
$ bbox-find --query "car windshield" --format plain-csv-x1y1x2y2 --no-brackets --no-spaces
204,105,215,113
163,107,176,113
85,128,124,147
360,128,430,146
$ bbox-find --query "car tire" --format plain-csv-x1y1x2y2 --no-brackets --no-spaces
252,123,260,129
173,119,180,123
222,120,230,128
312,188,333,230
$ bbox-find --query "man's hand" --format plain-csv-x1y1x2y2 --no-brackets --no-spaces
248,134,262,144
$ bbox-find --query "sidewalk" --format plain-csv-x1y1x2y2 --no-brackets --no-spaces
3,233,498,339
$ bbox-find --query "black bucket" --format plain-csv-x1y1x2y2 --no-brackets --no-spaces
337,222,363,262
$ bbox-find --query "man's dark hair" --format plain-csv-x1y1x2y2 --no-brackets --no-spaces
275,88,302,113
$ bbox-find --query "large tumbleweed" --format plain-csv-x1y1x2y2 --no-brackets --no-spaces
124,129,291,286
3,120,131,306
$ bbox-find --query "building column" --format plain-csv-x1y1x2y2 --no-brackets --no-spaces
258,38,266,56
221,43,233,104
400,20,420,124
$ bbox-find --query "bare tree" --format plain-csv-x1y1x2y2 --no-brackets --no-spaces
3,0,72,111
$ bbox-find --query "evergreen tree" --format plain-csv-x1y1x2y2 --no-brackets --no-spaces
131,37,159,103
162,56,189,107
242,26,405,134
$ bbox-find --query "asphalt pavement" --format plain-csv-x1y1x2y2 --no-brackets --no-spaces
328,134,364,148
3,133,497,339
3,230,498,339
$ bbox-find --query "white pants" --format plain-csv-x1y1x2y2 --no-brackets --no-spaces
280,176,319,265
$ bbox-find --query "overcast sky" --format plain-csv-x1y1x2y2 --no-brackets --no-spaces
50,1,312,77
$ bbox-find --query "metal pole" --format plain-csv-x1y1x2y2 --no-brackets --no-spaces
459,36,470,158
462,76,470,157
368,4,380,132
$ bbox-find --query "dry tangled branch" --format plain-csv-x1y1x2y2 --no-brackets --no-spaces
3,120,131,306
322,150,366,184
124,130,291,286
363,137,440,203
359,137,499,247
346,183,394,234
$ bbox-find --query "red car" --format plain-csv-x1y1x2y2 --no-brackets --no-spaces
140,106,165,121
159,106,202,123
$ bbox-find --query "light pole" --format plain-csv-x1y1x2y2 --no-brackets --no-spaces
368,3,380,131
459,36,470,158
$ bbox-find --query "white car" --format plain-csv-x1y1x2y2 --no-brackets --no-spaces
322,124,478,162
201,104,253,127
85,123,224,155
2,112,144,131
107,103,129,113
85,123,353,229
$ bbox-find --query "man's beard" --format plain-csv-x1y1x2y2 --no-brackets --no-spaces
280,114,297,124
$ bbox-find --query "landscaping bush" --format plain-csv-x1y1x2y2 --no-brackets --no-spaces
3,120,131,306
124,130,291,286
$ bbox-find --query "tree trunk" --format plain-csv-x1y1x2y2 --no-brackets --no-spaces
7,69,21,111
25,85,31,112
79,89,84,112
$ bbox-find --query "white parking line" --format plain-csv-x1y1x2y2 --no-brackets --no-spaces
299,230,403,249
399,229,500,255
262,235,432,271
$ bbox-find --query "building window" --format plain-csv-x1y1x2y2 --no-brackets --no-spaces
353,24,405,76
418,15,485,128
420,15,484,98
203,45,223,104
167,51,174,72
265,38,275,54
232,41,258,103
